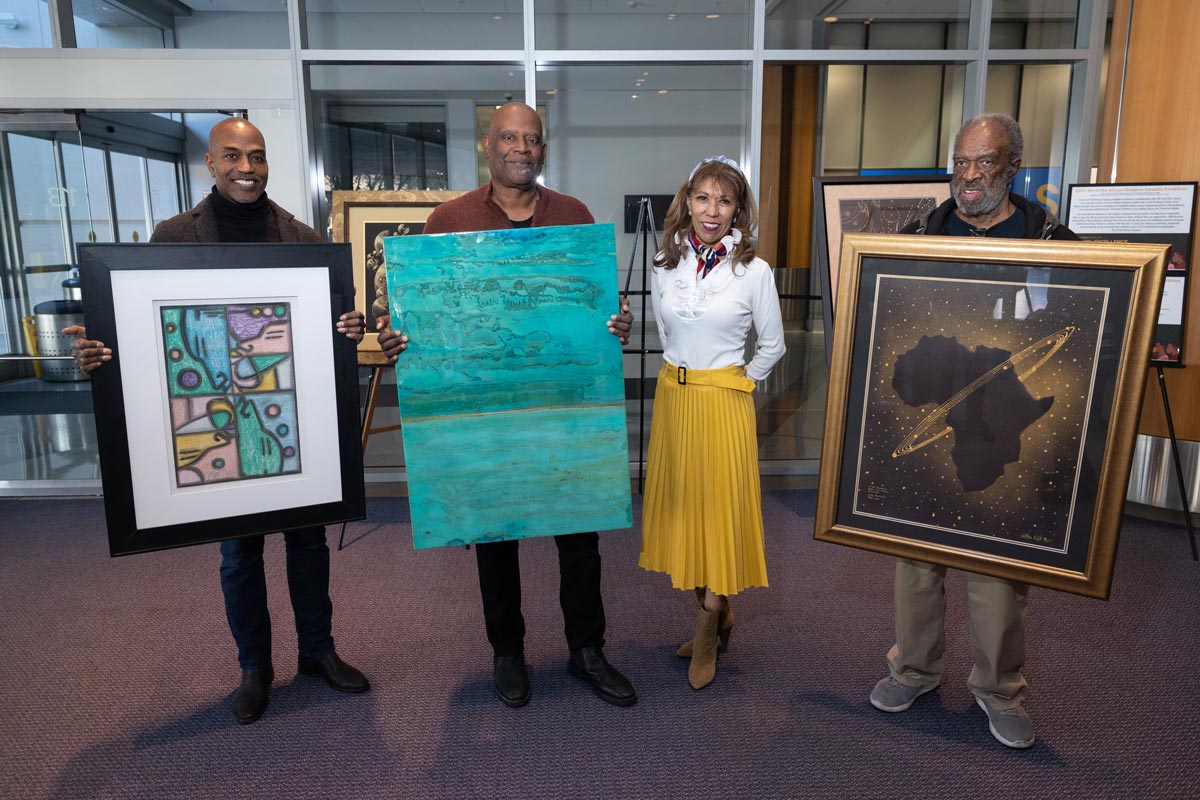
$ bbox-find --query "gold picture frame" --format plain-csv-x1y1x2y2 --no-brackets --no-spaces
815,233,1168,599
330,190,466,352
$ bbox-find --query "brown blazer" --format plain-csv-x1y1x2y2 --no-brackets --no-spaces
150,193,321,243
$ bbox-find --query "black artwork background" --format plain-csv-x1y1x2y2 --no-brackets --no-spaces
838,196,940,235
363,221,425,331
836,257,1134,573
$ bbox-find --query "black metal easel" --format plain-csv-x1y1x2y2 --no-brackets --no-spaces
624,196,663,494
1154,365,1198,560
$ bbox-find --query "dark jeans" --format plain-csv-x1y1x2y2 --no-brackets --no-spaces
218,525,335,671
475,531,606,658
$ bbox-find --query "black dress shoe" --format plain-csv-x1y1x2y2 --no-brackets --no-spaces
232,666,274,725
567,647,637,707
493,654,531,708
297,652,370,693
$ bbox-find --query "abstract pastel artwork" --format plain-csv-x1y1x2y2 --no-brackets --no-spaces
384,223,633,549
161,302,301,488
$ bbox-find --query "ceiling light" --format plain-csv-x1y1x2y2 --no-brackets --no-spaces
666,14,676,21
823,16,838,23
642,72,649,76
631,94,639,100
546,89,557,95
658,89,668,94
706,14,720,19
493,15,502,21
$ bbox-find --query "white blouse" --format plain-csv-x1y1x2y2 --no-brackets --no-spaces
650,234,786,382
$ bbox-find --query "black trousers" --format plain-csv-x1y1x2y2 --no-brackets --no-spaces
475,531,606,657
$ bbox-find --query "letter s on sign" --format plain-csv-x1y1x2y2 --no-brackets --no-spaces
1037,184,1059,215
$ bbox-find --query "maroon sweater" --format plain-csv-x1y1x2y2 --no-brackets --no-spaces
423,183,594,234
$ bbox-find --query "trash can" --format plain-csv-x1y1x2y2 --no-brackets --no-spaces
34,299,87,382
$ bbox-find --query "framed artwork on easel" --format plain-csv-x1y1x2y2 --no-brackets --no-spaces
813,174,952,365
1065,181,1197,366
330,190,465,353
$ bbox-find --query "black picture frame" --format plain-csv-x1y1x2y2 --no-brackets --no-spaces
78,243,366,556
813,174,953,365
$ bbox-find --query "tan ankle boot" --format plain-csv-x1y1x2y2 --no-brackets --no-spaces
676,600,734,658
688,606,721,689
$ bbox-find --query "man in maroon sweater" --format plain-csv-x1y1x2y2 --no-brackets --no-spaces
379,103,635,708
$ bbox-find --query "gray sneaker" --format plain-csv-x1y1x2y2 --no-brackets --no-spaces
975,696,1035,749
869,675,938,712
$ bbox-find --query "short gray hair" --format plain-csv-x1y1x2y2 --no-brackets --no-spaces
957,113,1024,165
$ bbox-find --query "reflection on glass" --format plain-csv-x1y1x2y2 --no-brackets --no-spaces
821,65,963,173
986,63,1072,212
766,0,973,50
323,105,448,198
7,133,65,268
74,3,164,48
110,151,149,243
62,143,112,245
148,158,181,228
990,2,1078,49
72,1,289,48
0,0,53,47
534,0,751,50
310,64,525,232
307,5,521,50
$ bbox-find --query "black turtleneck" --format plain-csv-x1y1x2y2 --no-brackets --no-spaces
209,187,272,243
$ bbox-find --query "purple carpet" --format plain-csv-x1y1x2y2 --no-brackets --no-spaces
1,492,1198,799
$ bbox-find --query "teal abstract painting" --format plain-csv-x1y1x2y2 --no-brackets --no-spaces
384,223,633,549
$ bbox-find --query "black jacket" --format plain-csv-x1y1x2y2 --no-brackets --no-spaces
900,191,1079,241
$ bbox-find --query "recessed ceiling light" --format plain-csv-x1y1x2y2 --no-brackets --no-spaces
824,16,838,23
546,89,557,95
642,72,649,76
658,89,668,94
493,15,502,21
666,14,676,21
631,94,639,100
706,14,720,19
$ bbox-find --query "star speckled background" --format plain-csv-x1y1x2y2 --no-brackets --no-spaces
848,272,1109,553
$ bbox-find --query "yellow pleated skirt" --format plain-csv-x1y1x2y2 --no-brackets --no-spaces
638,362,768,596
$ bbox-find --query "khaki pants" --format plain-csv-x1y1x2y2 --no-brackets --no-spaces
887,558,1030,709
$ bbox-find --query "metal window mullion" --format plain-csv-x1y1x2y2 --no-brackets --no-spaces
1061,0,1108,189
100,146,117,243
288,0,318,228
0,133,32,332
524,0,536,107
47,0,77,49
963,0,994,122
139,155,154,242
175,154,188,221
52,139,74,264
748,0,765,196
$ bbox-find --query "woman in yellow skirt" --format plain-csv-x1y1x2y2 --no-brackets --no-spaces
638,156,785,689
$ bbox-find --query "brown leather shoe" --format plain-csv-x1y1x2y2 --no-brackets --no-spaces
297,652,370,693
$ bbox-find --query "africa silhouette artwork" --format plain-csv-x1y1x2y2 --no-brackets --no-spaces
851,273,1110,552
891,328,1074,492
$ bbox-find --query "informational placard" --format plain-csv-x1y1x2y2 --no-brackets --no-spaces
1066,182,1196,366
